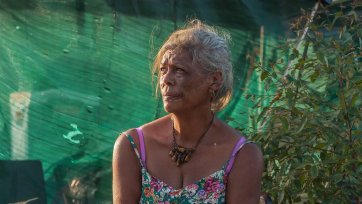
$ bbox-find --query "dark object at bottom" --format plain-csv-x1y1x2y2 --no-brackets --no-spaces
319,0,333,6
260,193,273,204
0,160,47,204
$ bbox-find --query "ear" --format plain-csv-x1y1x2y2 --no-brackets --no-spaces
208,71,223,91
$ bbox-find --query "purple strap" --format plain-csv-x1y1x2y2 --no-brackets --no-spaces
136,127,146,168
225,137,247,175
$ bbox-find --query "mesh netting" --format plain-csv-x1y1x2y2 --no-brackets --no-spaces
0,0,314,202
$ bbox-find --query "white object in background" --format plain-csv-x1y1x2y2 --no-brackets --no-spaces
10,92,31,160
63,123,83,144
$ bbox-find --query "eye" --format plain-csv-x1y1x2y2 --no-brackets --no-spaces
176,68,185,73
159,67,167,74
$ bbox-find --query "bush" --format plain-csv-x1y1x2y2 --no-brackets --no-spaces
248,2,362,203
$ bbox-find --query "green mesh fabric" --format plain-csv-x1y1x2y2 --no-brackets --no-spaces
0,0,314,202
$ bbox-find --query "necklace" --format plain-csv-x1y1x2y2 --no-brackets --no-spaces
169,114,214,166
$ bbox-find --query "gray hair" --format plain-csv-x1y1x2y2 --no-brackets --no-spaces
152,19,233,112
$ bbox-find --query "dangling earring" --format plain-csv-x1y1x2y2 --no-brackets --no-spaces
210,89,216,102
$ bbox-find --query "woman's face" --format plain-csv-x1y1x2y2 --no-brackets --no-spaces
159,50,211,113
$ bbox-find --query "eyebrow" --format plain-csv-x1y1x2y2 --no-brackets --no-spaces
160,60,187,68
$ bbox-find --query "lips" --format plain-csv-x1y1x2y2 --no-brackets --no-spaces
162,93,181,101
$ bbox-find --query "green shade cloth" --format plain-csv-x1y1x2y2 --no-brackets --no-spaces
0,0,314,202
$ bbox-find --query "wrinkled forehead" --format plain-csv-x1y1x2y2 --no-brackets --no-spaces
160,50,176,65
160,48,193,67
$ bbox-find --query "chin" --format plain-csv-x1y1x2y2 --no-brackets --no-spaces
163,105,176,113
163,103,182,113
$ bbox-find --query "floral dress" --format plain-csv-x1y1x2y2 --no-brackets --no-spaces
126,129,248,204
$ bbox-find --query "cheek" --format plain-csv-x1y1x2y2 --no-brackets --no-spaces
159,76,165,87
184,81,208,96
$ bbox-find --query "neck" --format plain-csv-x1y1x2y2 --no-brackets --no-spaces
171,109,214,147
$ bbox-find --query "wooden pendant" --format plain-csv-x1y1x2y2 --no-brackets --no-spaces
169,145,194,166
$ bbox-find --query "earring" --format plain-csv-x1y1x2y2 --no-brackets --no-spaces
210,89,216,102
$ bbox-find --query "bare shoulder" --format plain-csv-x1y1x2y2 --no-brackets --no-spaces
232,128,263,172
237,142,263,165
112,129,143,203
226,135,264,203
114,114,171,153
140,115,172,142
113,129,139,154
113,129,141,166
214,119,245,144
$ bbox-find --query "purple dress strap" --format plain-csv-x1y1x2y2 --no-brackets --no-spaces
136,127,146,168
225,137,247,175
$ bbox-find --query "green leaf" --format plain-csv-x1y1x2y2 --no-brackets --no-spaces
291,107,303,116
292,48,299,56
347,10,358,20
333,174,343,183
347,175,358,184
316,52,324,62
356,79,362,88
245,5,362,202
261,70,270,81
315,143,325,149
278,191,285,204
357,165,362,173
331,11,343,30
275,159,281,169
256,107,269,123
311,165,318,178
324,55,329,68
279,116,289,132
312,152,321,163
351,130,361,142
290,48,299,60
350,92,360,107
296,116,308,134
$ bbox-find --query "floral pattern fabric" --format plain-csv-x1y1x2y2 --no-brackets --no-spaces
126,135,228,204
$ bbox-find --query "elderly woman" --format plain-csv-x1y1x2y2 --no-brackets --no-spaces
113,20,263,203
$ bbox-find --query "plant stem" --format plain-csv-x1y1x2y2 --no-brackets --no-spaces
284,2,319,77
291,41,310,112
338,74,353,142
279,139,338,154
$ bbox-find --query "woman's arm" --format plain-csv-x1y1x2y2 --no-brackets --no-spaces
112,132,142,204
226,143,264,204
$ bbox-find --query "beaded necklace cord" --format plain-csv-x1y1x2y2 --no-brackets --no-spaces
169,114,214,166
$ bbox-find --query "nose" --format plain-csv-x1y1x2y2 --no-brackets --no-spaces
160,69,175,87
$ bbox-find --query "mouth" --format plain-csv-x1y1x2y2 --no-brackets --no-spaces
162,94,181,102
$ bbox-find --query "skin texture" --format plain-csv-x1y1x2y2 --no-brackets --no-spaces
113,50,263,204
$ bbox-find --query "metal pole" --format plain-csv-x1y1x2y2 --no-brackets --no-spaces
283,2,320,77
258,1,321,131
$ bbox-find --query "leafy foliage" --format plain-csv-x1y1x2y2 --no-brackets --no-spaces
248,2,362,203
